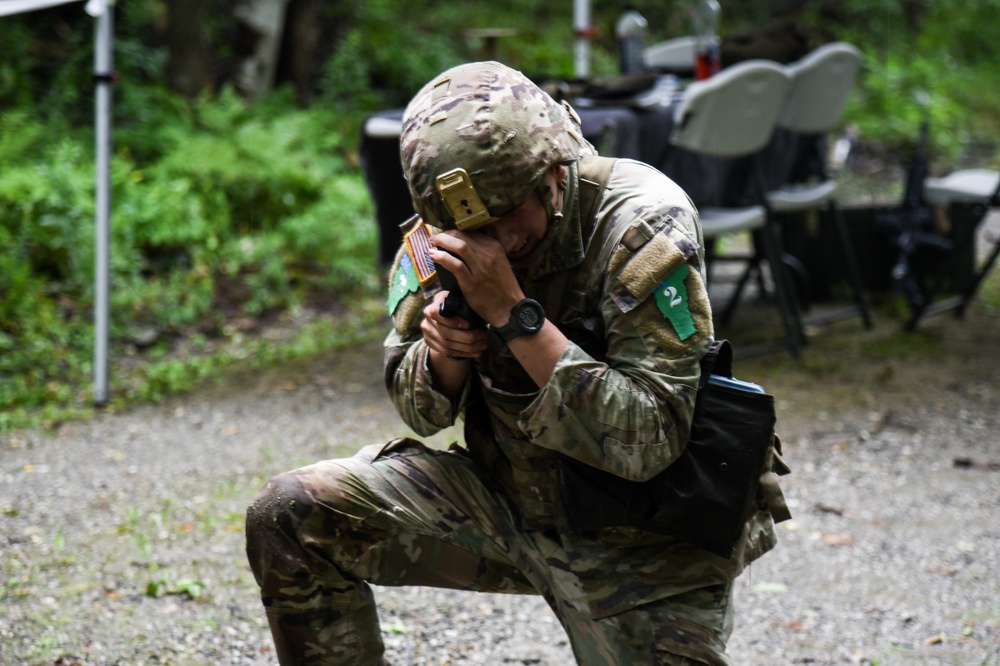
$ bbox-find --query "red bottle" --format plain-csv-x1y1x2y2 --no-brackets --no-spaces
693,0,721,80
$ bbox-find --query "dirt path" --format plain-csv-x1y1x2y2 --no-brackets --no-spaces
2,267,1000,664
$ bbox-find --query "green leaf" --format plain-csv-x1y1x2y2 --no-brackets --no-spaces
380,620,411,635
171,579,208,600
754,582,789,594
145,579,165,598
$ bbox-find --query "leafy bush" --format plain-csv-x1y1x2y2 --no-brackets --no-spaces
830,0,1000,165
0,87,379,429
3,0,1000,432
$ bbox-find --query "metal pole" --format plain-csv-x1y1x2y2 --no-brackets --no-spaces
573,0,592,79
93,0,113,404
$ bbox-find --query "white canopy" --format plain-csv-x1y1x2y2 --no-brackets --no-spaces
0,0,71,16
2,0,115,403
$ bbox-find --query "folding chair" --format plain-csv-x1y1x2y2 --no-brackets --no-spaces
670,59,803,357
766,42,873,331
644,36,696,77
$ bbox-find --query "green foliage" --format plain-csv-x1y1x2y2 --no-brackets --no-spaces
3,0,1000,432
917,0,1000,67
319,1,465,115
829,0,1000,165
0,87,380,429
0,7,95,125
145,575,208,601
310,0,1000,167
0,111,97,416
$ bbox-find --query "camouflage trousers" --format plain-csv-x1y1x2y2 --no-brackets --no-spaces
245,438,734,665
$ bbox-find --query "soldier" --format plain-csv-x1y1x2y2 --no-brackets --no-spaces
246,60,780,665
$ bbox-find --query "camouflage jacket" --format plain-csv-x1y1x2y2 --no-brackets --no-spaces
384,156,777,618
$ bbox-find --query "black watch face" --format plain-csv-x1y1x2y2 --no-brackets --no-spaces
516,301,543,331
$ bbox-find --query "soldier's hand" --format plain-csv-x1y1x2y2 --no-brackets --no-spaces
420,289,489,360
429,231,523,327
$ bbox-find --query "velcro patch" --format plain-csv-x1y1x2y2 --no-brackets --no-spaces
616,231,686,311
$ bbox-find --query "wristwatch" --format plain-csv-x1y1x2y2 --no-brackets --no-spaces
493,298,545,343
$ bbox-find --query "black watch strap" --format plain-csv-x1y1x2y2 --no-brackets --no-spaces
494,298,545,343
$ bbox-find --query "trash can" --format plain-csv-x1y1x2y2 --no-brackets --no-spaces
359,112,411,266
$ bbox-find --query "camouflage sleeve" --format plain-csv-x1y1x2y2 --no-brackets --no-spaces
382,245,468,436
520,161,714,481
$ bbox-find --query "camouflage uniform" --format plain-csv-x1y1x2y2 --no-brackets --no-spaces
246,61,778,665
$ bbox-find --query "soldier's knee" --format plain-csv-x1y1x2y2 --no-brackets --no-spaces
246,471,312,546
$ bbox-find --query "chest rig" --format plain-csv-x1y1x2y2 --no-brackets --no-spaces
464,155,665,529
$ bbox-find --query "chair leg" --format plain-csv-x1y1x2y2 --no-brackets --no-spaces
729,163,807,358
706,235,764,327
957,224,1000,317
720,255,759,326
834,200,872,328
720,228,788,327
726,216,805,359
762,216,806,356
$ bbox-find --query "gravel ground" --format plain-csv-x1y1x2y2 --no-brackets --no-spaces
3,226,1000,665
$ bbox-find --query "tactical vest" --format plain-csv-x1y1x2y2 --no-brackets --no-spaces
462,155,790,542
465,155,666,530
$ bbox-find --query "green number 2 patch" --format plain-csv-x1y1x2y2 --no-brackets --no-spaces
654,263,696,341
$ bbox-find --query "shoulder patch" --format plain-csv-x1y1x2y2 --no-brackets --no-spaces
654,263,696,340
609,215,701,315
387,251,419,316
392,291,424,337
612,226,695,314
617,231,686,305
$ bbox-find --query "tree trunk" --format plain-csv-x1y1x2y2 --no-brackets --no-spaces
164,0,214,98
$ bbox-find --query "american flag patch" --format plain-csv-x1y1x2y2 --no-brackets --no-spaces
403,220,438,285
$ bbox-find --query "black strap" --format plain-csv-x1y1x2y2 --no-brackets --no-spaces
698,339,734,387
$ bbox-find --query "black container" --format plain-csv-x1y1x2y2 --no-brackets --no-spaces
777,203,983,303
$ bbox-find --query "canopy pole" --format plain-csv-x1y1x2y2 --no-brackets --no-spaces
92,0,113,404
573,0,593,79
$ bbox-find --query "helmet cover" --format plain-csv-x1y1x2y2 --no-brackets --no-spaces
399,60,583,229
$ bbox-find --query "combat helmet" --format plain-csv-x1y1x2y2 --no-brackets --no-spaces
399,61,585,230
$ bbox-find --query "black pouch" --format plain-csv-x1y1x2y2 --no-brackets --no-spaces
558,340,777,558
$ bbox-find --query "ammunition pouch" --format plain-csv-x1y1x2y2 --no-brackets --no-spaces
558,339,789,558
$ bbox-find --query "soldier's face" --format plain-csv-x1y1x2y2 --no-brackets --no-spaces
485,192,548,259
483,164,567,260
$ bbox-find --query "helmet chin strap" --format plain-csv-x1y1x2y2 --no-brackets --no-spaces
540,166,571,225
553,179,566,222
